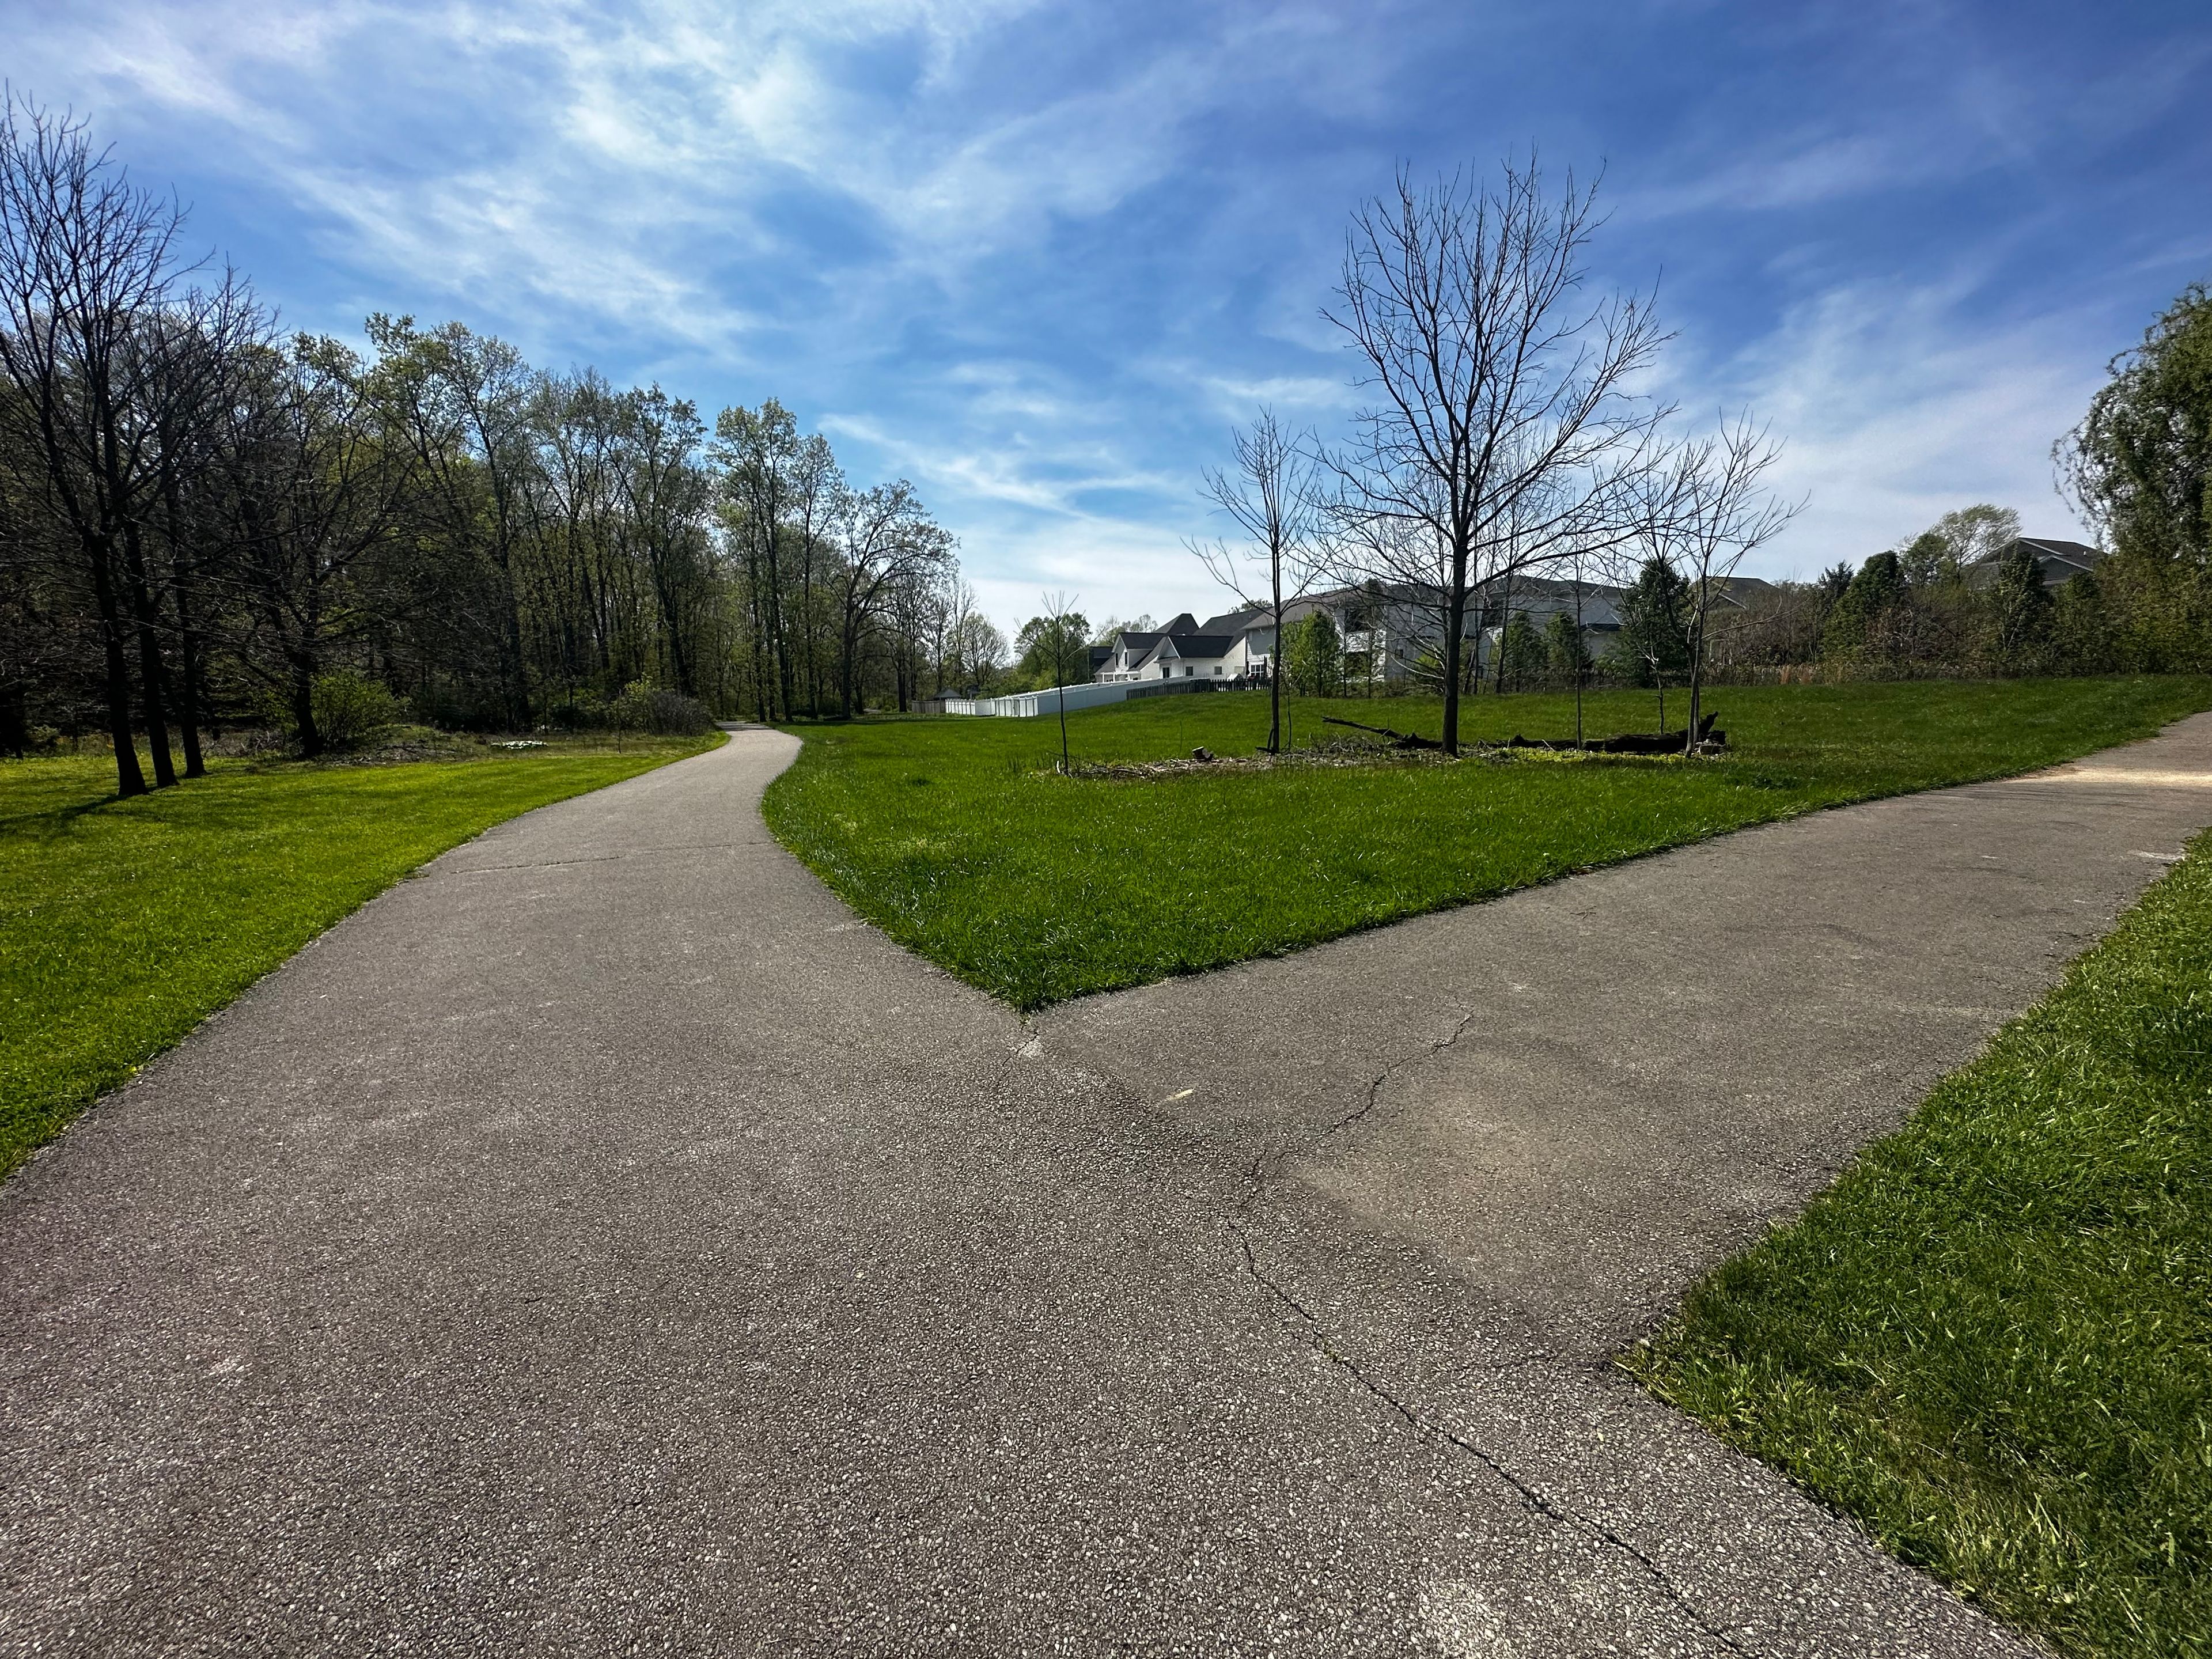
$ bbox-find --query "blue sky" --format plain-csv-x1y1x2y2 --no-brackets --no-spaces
9,0,2209,632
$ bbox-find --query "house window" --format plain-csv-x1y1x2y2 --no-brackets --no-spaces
1212,666,1222,675
1184,666,1194,677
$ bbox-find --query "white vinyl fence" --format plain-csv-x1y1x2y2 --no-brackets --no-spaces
942,681,1135,718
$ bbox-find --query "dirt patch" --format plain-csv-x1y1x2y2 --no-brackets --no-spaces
1064,738,1454,781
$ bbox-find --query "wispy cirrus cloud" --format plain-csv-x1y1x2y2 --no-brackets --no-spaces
4,0,2205,631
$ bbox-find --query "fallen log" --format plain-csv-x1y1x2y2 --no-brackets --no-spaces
1501,711,1724,755
1321,716,1442,750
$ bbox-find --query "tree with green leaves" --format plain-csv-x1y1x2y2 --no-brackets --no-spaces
1899,504,2019,586
1821,551,1908,664
1608,555,1691,726
1543,609,1589,691
1982,542,2054,675
1495,609,1545,691
2050,571,2113,675
1285,609,1343,698
2059,282,2211,568
2056,281,2212,672
1013,608,1090,691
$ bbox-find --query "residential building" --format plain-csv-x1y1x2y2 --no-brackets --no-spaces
1967,536,2106,590
1087,568,1783,691
1093,611,1275,683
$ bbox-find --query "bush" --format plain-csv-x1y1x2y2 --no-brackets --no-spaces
308,671,401,752
611,683,714,736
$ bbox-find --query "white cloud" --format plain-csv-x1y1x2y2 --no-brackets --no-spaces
7,0,2184,627
1687,276,2101,577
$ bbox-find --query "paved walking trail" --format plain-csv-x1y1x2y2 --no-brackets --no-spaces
6,716,2211,1657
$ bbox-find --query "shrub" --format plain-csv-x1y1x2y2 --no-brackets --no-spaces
611,683,714,736
308,671,402,752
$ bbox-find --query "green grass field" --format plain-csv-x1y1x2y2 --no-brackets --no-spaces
1624,828,2212,1659
764,677,2212,1009
0,734,715,1182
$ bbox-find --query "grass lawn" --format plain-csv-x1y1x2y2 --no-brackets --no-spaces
764,676,2212,1009
1623,828,2212,1659
0,733,716,1183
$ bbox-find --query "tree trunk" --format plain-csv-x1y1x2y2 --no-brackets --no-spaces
84,535,147,797
118,520,177,788
175,585,207,778
1491,571,1513,695
1684,603,1706,757
1266,570,1282,754
161,476,207,778
291,653,323,757
1441,555,1468,756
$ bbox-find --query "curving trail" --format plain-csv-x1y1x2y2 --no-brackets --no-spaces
5,716,2210,1656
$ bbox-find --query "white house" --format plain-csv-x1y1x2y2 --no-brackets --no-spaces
1093,611,1275,684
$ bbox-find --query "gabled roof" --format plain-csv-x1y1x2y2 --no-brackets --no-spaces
1148,632,1236,661
1969,536,2106,590
1160,612,1200,635
1200,607,1270,634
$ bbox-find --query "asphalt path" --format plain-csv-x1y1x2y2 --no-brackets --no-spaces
5,714,2211,1657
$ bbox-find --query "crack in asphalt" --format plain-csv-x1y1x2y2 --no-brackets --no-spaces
1229,1222,1755,1658
1221,1003,1754,1655
1234,1005,1486,1214
1321,1006,1485,1141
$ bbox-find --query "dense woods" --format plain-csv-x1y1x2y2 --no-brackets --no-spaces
0,97,980,792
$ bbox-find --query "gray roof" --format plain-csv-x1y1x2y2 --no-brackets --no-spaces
1968,537,2105,590
1149,633,1236,660
1200,607,1270,634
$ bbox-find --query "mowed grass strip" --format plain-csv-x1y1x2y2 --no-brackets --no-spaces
1624,828,2212,1659
1,734,715,1181
763,677,2212,1009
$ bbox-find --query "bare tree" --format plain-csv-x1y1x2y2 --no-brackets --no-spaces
0,92,211,794
834,479,953,717
789,431,842,715
713,399,805,719
1190,407,1326,753
223,333,418,756
368,316,539,727
1642,412,1800,753
1323,154,1668,753
1037,589,1082,772
941,581,1004,698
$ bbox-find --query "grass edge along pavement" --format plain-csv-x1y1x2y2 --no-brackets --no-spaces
1624,827,2212,1659
763,677,2212,1011
0,734,718,1184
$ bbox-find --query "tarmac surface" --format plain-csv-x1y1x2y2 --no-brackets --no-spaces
5,714,2211,1657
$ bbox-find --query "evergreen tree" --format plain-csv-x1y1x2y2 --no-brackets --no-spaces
1543,609,1589,688
1497,610,1546,692
1608,555,1691,687
1821,551,1908,662
2051,571,2113,675
1983,543,2054,675
1285,610,1343,696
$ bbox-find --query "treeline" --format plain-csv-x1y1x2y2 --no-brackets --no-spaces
1531,279,2212,691
1616,510,2172,691
0,96,985,794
